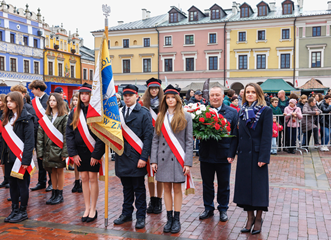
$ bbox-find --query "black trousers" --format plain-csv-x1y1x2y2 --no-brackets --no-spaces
9,171,30,206
200,161,231,212
306,128,319,145
120,176,146,219
37,158,51,185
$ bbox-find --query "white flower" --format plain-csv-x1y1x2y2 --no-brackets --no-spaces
191,113,195,119
188,103,194,107
196,110,202,115
183,106,189,112
200,105,206,111
192,104,198,110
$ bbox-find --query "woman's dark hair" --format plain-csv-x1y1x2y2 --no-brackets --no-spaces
185,89,194,102
24,94,31,104
45,93,67,116
2,92,24,126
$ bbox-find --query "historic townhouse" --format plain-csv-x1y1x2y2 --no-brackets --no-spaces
0,2,43,92
92,10,166,86
80,44,95,85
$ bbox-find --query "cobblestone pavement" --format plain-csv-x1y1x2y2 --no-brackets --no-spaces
1,149,331,239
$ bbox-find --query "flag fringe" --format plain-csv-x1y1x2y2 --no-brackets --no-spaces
185,188,195,195
10,171,24,180
148,176,155,183
87,116,103,125
99,175,105,181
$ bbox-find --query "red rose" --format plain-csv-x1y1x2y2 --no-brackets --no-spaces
226,125,231,132
199,117,205,123
206,112,211,118
221,119,227,126
215,123,221,130
213,116,218,121
219,114,223,118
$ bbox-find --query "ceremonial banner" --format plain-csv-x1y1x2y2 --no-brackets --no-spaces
87,34,124,155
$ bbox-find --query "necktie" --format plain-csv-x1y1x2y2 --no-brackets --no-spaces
125,107,130,120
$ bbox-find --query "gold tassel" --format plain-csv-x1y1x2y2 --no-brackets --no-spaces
185,188,195,195
99,175,105,181
29,167,36,176
10,171,24,180
148,176,155,183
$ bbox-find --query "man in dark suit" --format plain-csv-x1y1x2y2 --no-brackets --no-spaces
113,84,153,229
199,86,238,222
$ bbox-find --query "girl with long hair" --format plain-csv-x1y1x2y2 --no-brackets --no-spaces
0,94,8,188
1,92,34,223
37,93,68,205
66,83,105,223
141,78,164,214
151,85,193,233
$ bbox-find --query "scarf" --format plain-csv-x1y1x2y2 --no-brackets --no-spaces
240,101,266,130
150,96,159,108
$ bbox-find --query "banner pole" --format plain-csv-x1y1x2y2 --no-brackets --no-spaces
104,145,109,228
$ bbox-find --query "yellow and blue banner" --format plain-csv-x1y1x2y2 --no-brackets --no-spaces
87,34,124,155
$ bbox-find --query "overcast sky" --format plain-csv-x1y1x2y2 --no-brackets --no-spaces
9,0,330,49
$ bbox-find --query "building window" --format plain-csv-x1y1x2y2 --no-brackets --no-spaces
10,33,15,43
48,62,53,75
23,36,28,46
165,36,172,46
239,32,246,42
143,59,151,72
108,40,110,49
311,52,321,68
189,11,198,21
258,30,265,40
312,27,321,37
0,57,4,71
282,29,290,39
83,69,87,79
186,58,194,71
258,6,267,16
58,63,63,77
170,12,178,23
209,33,216,44
283,3,292,14
33,39,38,48
257,54,266,69
144,38,150,47
123,39,129,48
0,31,3,41
185,35,194,45
10,58,17,72
209,57,218,70
24,60,29,73
71,65,75,78
281,54,290,68
239,55,247,69
211,9,220,19
34,62,39,74
123,60,130,73
89,70,93,80
164,59,173,72
241,7,249,18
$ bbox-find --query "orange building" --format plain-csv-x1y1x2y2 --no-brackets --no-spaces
80,46,95,84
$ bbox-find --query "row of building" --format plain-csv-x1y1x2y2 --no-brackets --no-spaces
0,1,95,101
92,0,331,92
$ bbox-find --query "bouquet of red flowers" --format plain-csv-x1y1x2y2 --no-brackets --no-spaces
184,103,233,141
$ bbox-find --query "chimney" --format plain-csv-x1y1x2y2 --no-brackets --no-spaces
142,8,147,20
269,2,276,11
328,1,331,10
118,21,124,25
204,9,210,17
146,10,151,18
232,1,238,15
298,0,303,9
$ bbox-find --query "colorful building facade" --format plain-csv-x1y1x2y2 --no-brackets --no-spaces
80,45,95,85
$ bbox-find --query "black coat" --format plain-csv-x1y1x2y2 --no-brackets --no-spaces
0,109,35,166
66,103,105,160
199,104,238,163
320,101,331,128
228,107,273,207
115,103,153,177
24,99,38,141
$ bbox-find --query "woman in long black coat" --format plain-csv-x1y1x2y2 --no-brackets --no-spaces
228,83,272,235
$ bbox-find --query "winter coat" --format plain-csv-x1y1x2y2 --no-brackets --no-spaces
277,96,289,112
284,106,303,128
37,114,68,170
150,112,193,183
188,96,204,105
302,103,321,133
223,96,231,106
230,104,240,113
199,104,238,163
272,122,283,138
66,103,105,160
114,104,153,178
297,102,305,112
270,105,283,115
228,106,273,208
320,101,331,128
0,109,35,166
23,99,38,139
238,96,243,108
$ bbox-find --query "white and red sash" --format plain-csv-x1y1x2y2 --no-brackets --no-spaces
1,123,35,179
149,107,157,127
38,115,63,149
32,97,46,120
147,107,158,182
161,115,195,195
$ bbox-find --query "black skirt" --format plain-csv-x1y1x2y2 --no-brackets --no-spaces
77,147,100,173
238,204,268,212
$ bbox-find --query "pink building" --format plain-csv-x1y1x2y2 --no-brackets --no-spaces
158,5,230,88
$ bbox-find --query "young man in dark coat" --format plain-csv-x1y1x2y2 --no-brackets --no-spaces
28,80,52,192
114,85,153,229
198,86,238,222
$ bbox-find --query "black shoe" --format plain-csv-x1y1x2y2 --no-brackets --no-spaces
147,197,155,213
240,217,255,233
5,183,10,188
199,210,214,220
0,180,9,188
251,219,263,235
51,190,63,205
30,183,46,191
171,211,181,233
4,204,19,222
153,197,162,214
72,180,79,193
114,214,132,225
46,189,56,205
77,180,82,193
219,211,228,222
86,210,97,223
45,184,53,192
163,211,173,233
9,206,28,223
81,216,88,222
135,218,145,229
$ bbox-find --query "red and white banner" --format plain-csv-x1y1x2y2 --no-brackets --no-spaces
38,115,63,149
149,108,157,127
32,97,45,120
65,157,74,170
1,123,35,179
161,115,195,195
119,109,143,154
